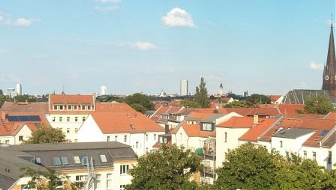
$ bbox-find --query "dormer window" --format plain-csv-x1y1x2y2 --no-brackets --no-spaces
81,105,86,110
201,123,213,131
53,105,57,110
59,105,64,110
67,105,72,110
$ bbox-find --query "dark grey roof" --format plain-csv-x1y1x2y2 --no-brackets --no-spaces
0,174,17,190
201,114,226,123
282,89,336,104
322,130,336,148
272,128,315,139
8,141,131,151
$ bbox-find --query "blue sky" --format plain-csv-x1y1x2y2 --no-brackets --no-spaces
0,0,335,95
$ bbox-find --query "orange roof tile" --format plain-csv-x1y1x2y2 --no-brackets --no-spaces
49,94,94,105
91,112,164,134
239,118,278,142
174,121,216,138
277,104,304,115
217,117,254,128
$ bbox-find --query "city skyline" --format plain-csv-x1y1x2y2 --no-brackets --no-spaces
0,0,335,95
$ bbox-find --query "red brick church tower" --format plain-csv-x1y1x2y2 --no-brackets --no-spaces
322,22,336,98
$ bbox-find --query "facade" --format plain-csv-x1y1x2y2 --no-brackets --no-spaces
101,85,107,96
16,84,22,96
0,142,136,190
180,79,188,96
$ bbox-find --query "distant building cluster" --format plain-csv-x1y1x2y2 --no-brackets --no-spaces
6,83,22,98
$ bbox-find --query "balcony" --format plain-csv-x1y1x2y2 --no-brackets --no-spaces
195,148,216,160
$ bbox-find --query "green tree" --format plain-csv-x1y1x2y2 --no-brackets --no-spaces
181,100,201,108
246,94,271,104
0,89,3,95
224,100,257,108
126,144,201,190
24,127,66,144
304,95,335,114
14,95,37,102
125,93,154,113
215,143,280,190
21,167,78,190
194,77,210,108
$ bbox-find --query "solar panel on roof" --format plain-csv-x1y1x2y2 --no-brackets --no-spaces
7,115,41,122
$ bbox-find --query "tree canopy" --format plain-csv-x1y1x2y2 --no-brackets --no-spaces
194,77,210,108
125,93,154,113
304,95,335,114
181,100,201,108
245,94,271,104
126,144,201,190
214,143,336,190
24,127,66,144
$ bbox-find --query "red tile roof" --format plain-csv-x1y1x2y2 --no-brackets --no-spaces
49,94,94,105
239,118,279,142
217,117,254,128
171,121,216,138
0,122,40,136
91,112,164,134
277,104,304,115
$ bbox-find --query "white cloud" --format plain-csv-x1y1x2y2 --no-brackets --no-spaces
162,7,195,28
309,62,323,70
95,6,118,12
96,0,120,3
0,12,39,27
121,42,156,51
325,19,334,26
14,18,32,27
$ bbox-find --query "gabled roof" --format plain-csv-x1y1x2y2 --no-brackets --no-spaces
239,118,279,142
91,112,164,134
0,102,48,113
49,94,94,105
172,121,216,138
217,117,254,128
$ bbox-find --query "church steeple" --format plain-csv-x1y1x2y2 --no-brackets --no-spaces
322,21,336,98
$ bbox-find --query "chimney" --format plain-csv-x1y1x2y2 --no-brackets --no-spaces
253,115,258,125
165,124,169,134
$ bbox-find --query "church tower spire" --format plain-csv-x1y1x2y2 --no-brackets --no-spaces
322,20,336,98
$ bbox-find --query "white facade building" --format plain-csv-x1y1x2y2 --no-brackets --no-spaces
100,85,107,96
180,79,188,96
16,83,22,96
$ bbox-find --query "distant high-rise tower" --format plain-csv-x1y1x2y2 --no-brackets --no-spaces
219,83,224,96
180,79,188,96
16,84,22,96
100,85,107,95
322,22,336,98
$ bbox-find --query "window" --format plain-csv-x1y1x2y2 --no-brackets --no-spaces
81,105,86,110
115,135,118,141
224,132,227,143
60,157,69,165
75,175,87,183
154,134,157,141
73,105,78,110
67,128,70,134
74,156,81,164
81,156,89,165
120,185,126,190
100,154,107,163
53,105,57,110
82,116,86,122
280,141,283,148
87,105,91,110
67,105,72,110
19,136,23,141
106,173,112,189
202,123,212,131
60,105,64,110
303,151,307,159
5,140,9,144
313,152,317,161
35,157,42,164
146,134,148,141
95,174,101,188
107,136,110,142
67,117,70,122
124,135,127,143
52,117,56,122
136,141,139,148
74,139,78,142
75,117,78,122
59,117,62,122
328,151,332,164
52,157,62,166
120,164,129,175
